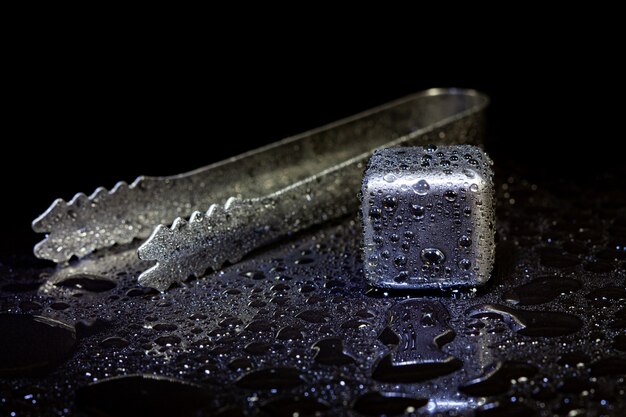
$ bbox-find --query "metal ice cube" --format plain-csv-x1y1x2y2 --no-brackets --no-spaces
361,145,495,289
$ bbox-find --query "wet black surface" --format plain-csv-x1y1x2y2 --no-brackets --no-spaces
0,314,76,377
1,158,625,416
76,374,212,417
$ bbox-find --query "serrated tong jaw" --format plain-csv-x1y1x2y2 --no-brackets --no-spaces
137,198,261,290
32,179,150,262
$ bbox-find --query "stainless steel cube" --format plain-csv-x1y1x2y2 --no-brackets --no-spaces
361,145,495,289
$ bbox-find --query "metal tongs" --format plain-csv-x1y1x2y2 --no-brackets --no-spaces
33,88,488,290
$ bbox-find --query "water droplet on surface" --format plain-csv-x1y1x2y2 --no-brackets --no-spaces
218,317,243,328
458,259,471,270
299,283,316,293
76,375,210,417
296,310,328,323
155,335,181,346
294,256,314,265
504,277,581,305
420,248,445,264
460,361,538,396
369,206,382,219
228,358,253,371
153,323,179,331
341,319,371,329
126,287,158,297
411,204,425,218
412,179,430,195
311,338,355,365
458,235,472,248
55,274,116,292
444,190,457,202
466,304,583,337
100,336,130,348
393,256,407,268
462,168,476,178
244,341,271,355
276,325,303,340
373,355,462,384
241,270,266,280
382,195,397,211
236,368,305,389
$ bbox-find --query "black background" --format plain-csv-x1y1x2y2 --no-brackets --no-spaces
3,38,623,257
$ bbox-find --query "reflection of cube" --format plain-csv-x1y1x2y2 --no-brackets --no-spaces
361,145,495,289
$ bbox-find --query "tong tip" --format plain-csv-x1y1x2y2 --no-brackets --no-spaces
31,179,156,262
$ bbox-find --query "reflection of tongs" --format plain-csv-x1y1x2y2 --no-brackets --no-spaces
33,88,488,290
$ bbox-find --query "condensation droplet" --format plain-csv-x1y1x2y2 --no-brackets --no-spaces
412,180,430,196
463,168,476,178
444,190,458,202
425,144,437,153
458,236,472,248
411,204,425,219
420,248,445,264
383,174,397,183
382,196,397,212
459,259,472,270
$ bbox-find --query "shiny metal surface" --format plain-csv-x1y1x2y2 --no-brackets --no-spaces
361,146,495,289
32,88,489,290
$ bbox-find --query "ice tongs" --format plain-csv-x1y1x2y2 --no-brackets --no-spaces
32,88,489,290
